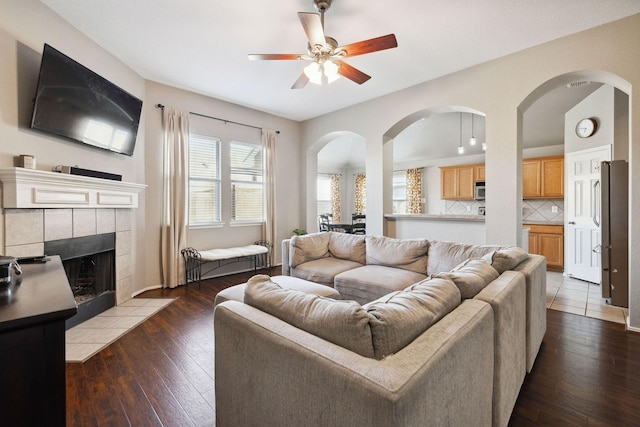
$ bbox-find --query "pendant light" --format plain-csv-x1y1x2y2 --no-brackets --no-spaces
469,113,477,146
457,112,465,155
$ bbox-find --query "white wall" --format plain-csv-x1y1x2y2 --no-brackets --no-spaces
301,14,640,329
0,0,304,297
0,0,147,298
143,81,301,286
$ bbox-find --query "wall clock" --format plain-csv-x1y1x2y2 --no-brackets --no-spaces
575,118,597,138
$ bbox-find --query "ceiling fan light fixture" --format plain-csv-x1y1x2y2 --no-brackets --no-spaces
304,60,339,85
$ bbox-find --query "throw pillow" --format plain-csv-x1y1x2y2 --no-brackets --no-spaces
244,275,375,358
482,246,528,274
363,277,461,359
433,258,500,299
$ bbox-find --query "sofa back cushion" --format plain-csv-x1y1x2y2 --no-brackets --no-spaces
244,275,375,358
427,240,499,274
432,258,500,299
289,232,331,269
329,232,366,264
365,236,429,274
363,277,461,359
482,246,529,274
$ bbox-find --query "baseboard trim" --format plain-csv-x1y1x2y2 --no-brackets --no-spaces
132,285,162,297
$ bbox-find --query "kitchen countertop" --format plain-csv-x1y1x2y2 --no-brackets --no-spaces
385,214,486,222
385,214,563,226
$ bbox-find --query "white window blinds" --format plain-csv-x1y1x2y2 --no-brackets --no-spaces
189,134,221,225
230,140,263,222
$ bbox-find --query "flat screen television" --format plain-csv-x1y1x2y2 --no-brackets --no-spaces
30,44,143,156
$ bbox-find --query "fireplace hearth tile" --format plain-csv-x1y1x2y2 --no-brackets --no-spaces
66,298,175,363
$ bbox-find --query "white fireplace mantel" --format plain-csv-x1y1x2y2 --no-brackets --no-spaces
0,168,146,209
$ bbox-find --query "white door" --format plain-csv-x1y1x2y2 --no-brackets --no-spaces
565,146,611,283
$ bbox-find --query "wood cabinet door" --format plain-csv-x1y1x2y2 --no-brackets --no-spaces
457,166,475,199
538,233,564,268
541,157,564,198
474,164,485,182
440,167,457,199
523,159,541,198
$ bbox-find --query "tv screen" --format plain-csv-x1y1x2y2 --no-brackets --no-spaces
30,44,143,156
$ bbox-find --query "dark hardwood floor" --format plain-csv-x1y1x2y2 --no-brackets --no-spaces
66,270,640,426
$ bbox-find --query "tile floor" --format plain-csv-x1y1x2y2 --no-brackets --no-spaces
65,298,175,362
546,271,628,325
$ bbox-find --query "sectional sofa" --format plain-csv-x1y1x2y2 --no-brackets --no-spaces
214,232,546,427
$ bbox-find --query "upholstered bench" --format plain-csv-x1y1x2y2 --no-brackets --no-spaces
214,275,339,307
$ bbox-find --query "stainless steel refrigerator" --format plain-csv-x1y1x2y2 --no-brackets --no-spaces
600,160,628,307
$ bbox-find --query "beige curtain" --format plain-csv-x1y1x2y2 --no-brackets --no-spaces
354,173,366,214
161,107,190,288
330,174,341,222
262,129,276,266
406,168,422,214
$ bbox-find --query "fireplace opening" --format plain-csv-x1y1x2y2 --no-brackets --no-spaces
44,233,115,329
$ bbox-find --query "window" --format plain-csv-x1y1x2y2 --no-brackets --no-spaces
230,141,263,222
317,174,332,216
392,171,407,214
189,134,221,225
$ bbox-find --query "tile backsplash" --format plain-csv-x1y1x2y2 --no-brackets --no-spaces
522,199,564,223
443,198,564,223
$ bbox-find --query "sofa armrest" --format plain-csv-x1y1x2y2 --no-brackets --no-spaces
475,271,526,427
281,238,291,276
214,299,494,427
511,254,547,372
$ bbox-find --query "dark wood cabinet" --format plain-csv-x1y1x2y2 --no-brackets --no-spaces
0,256,76,427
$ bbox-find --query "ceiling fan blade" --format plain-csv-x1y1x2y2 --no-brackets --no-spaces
340,34,398,57
248,54,303,61
298,12,326,48
335,60,371,85
291,72,310,89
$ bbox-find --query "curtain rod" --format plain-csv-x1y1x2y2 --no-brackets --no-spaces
155,104,280,134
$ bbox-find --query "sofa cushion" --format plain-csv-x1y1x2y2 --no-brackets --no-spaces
433,258,500,299
482,247,529,274
289,232,331,268
244,275,375,358
427,240,499,274
363,277,461,359
334,265,427,305
365,235,429,274
329,232,366,264
292,258,364,287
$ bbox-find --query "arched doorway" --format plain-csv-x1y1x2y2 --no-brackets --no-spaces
518,70,631,323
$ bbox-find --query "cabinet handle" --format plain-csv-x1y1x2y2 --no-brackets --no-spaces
592,180,600,227
568,221,576,225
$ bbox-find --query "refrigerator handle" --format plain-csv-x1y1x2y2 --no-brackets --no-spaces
593,179,600,227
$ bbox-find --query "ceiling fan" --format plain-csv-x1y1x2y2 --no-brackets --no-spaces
248,0,398,89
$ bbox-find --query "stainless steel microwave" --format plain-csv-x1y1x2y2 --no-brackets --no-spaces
474,181,485,200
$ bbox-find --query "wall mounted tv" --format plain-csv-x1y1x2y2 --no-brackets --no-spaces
30,44,143,156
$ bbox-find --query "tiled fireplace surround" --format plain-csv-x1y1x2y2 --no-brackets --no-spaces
0,168,145,306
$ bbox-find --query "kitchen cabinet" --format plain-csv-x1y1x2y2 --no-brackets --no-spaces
440,165,474,200
523,155,564,198
474,164,485,182
526,224,564,271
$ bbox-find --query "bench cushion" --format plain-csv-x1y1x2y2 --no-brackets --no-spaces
199,244,267,261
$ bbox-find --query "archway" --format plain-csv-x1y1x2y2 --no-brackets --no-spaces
381,106,487,239
518,70,631,320
306,131,366,233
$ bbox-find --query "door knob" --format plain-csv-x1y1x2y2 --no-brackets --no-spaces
569,221,576,225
